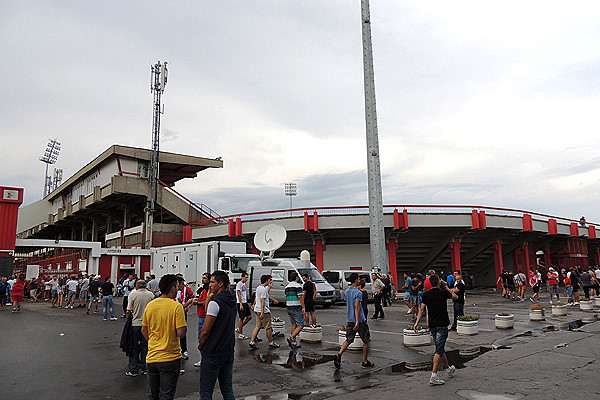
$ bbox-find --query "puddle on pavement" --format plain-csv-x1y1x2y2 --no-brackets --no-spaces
456,389,525,400
277,351,336,371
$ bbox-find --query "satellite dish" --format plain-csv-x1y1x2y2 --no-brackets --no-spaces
254,224,287,255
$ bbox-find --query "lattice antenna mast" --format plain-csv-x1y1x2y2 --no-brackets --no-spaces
39,138,61,197
145,61,167,249
361,0,387,273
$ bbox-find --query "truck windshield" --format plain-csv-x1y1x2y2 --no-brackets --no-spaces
231,257,255,273
298,268,326,283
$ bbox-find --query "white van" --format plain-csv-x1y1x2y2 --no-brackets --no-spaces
322,270,372,302
248,258,336,308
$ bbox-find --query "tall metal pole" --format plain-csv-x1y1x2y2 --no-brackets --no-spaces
145,61,167,249
361,0,387,273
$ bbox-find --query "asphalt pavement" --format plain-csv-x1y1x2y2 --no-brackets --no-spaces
1,288,598,399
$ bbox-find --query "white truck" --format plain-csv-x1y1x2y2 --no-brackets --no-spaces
151,241,259,292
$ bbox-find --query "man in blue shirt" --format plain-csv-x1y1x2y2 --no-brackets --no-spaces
334,273,374,369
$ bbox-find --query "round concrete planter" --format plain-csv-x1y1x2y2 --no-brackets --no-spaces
495,314,514,329
457,320,479,335
338,330,363,351
580,300,593,311
271,320,285,335
403,329,431,347
299,325,322,343
529,309,545,321
551,304,567,316
582,314,597,324
594,297,600,307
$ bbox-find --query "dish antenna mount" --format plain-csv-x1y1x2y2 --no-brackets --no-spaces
254,224,287,260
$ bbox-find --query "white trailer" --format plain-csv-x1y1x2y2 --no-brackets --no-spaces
151,241,259,291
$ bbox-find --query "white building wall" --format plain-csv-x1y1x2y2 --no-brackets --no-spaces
323,244,389,270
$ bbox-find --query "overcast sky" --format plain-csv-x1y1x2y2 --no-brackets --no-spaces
2,1,600,222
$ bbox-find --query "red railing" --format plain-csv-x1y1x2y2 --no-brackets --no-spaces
189,205,597,228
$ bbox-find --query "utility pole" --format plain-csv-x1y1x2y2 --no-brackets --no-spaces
144,61,168,249
360,0,387,273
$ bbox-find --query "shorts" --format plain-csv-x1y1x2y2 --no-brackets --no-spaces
254,312,272,331
403,292,411,301
507,285,515,292
345,321,371,344
89,294,100,302
51,290,58,298
410,295,419,306
79,289,88,300
519,285,526,290
237,303,251,319
566,287,573,298
430,326,449,356
549,285,559,296
304,299,315,313
532,284,540,294
67,290,77,301
11,294,24,303
0,296,6,305
287,308,305,326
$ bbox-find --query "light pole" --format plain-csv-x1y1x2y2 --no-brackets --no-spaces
284,182,297,216
39,139,61,197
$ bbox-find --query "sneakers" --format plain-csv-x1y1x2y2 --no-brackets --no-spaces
103,318,108,321
361,360,375,368
529,297,534,303
407,309,413,314
235,327,239,333
333,354,341,370
238,334,249,340
180,369,185,375
293,342,301,349
194,360,202,367
255,337,263,342
429,376,445,385
94,310,99,314
110,317,118,321
248,342,259,350
182,351,189,360
268,342,280,349
447,365,456,378
86,310,89,314
286,337,294,349
125,371,138,377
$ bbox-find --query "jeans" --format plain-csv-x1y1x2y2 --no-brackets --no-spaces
147,359,181,400
451,302,464,330
200,353,235,400
198,317,206,340
430,326,449,356
128,326,148,374
102,295,115,319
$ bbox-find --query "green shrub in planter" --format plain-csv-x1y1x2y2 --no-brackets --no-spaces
529,303,545,311
458,315,479,321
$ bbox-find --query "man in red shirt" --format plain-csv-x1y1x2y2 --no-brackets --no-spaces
423,270,436,292
547,267,560,303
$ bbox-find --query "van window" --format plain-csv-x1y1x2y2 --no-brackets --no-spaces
344,272,371,283
271,269,285,281
323,272,339,284
297,268,325,283
288,270,299,282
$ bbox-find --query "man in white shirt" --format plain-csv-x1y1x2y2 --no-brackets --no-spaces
121,274,135,318
66,276,79,309
248,275,279,349
236,272,252,339
77,274,89,308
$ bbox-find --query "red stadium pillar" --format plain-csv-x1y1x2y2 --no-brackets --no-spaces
312,239,325,272
450,238,461,273
386,239,398,286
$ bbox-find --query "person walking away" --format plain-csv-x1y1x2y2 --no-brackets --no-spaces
516,270,527,301
248,275,280,349
101,276,118,320
446,271,455,288
142,274,187,400
370,273,385,319
449,274,465,331
47,276,59,308
235,272,252,339
198,271,237,400
423,270,435,292
193,273,212,368
579,268,594,299
334,272,374,370
563,272,573,305
284,271,305,349
11,275,25,312
121,274,135,317
402,273,413,314
147,274,160,298
569,267,580,304
506,271,515,300
78,274,89,308
529,269,541,303
57,278,66,308
547,267,560,302
497,270,509,299
409,273,422,320
302,273,317,325
0,277,9,311
87,275,101,314
359,279,369,319
125,279,155,376
414,274,458,385
65,275,78,309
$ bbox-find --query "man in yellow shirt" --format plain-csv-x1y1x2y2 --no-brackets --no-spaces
142,274,187,400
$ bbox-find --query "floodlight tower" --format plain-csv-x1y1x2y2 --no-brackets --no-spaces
39,139,61,197
284,182,297,216
360,0,387,274
144,61,168,249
